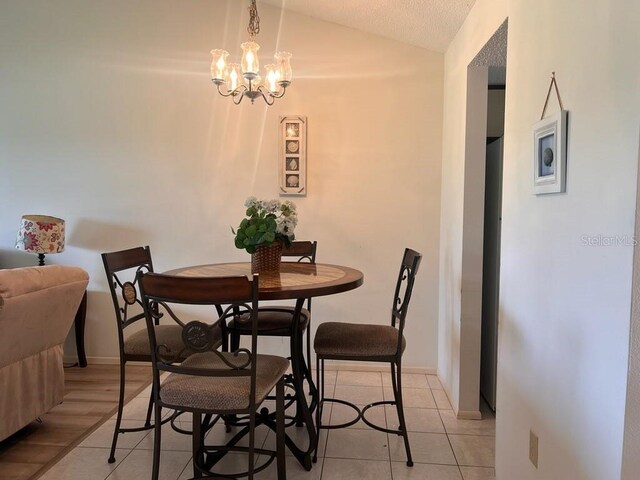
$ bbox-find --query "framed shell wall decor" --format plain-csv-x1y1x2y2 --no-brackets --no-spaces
533,110,568,195
533,73,568,195
279,116,307,196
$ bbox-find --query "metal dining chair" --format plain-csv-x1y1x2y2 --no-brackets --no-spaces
138,272,288,480
102,246,223,464
313,248,422,466
227,241,317,422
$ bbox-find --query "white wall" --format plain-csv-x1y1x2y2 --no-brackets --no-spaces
440,0,640,479
622,128,640,478
0,0,443,369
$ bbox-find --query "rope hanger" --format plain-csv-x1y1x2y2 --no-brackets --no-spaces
540,72,565,120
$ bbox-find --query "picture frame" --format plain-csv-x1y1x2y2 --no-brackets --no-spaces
279,116,307,196
533,110,568,195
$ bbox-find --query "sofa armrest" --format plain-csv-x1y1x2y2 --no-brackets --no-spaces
0,266,89,368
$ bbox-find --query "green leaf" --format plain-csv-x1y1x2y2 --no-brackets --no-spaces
265,231,275,243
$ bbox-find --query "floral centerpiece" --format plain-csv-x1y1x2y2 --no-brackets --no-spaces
233,197,297,273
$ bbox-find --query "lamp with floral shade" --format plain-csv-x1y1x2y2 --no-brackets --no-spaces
15,215,65,266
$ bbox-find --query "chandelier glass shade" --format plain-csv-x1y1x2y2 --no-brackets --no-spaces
210,0,292,105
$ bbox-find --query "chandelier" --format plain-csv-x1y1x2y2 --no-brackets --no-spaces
210,0,292,105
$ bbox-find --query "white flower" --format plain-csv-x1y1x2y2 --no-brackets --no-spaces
266,199,281,213
244,196,258,208
282,200,296,212
276,216,296,237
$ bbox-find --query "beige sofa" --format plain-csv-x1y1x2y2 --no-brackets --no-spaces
0,265,89,441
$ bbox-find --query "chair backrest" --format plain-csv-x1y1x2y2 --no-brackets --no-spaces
137,272,260,407
283,241,317,310
391,248,422,338
102,246,156,349
282,240,317,263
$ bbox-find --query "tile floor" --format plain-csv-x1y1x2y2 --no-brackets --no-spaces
39,370,495,480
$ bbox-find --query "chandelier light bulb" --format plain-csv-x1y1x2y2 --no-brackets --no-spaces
228,63,241,91
241,41,260,79
274,52,292,84
264,64,278,93
210,49,229,83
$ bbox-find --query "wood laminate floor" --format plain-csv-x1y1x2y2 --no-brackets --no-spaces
0,364,152,480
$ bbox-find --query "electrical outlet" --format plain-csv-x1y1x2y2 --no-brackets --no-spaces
529,430,539,468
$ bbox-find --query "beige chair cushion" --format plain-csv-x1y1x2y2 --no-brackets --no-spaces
160,351,289,412
123,324,222,358
314,322,405,359
229,307,310,335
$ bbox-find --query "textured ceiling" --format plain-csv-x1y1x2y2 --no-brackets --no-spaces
260,0,477,53
470,20,508,67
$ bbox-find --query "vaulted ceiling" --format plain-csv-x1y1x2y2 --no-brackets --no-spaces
260,0,477,53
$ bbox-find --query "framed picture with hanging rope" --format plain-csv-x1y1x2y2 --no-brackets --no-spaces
279,116,307,196
533,73,568,195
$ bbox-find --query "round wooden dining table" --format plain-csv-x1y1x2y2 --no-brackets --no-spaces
164,261,364,469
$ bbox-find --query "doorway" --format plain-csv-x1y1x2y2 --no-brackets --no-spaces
457,20,508,417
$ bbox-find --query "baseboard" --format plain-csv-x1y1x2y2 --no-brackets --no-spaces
323,362,436,375
64,356,150,367
438,376,483,419
456,410,483,420
65,356,437,373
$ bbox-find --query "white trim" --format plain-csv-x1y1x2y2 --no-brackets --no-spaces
439,373,483,419
66,356,437,374
322,362,436,375
64,356,150,367
456,410,483,420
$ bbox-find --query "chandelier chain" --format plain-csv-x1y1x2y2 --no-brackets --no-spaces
248,0,260,40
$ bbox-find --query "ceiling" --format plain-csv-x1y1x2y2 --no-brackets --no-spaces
260,0,477,53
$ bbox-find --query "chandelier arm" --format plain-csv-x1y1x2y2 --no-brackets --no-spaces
256,85,287,101
255,87,275,106
216,83,248,98
269,85,288,99
215,83,235,98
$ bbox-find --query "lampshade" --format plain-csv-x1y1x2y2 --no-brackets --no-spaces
241,41,260,78
16,215,65,261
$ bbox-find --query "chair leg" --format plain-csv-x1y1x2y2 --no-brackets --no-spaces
313,357,322,463
391,362,413,467
276,378,287,480
151,400,163,480
220,318,229,353
305,321,312,385
108,361,126,463
192,412,203,479
144,383,155,428
225,330,240,433
248,403,256,480
230,330,241,352
291,334,305,427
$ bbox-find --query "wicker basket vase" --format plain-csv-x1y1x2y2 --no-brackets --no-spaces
251,242,283,274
